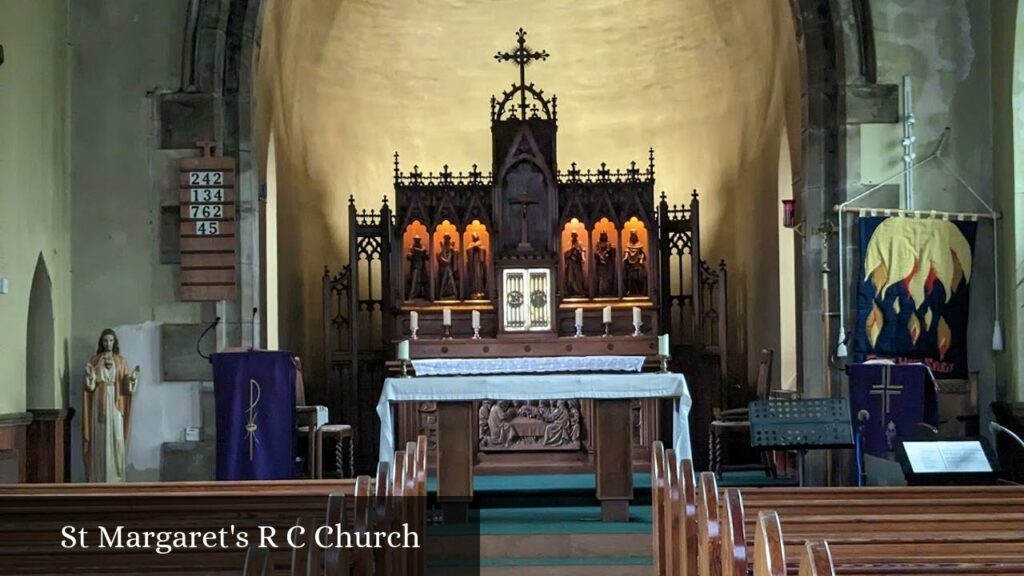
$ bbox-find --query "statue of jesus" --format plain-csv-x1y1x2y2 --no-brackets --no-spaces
83,328,140,483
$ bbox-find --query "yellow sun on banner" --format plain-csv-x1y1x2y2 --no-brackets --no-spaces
862,218,973,350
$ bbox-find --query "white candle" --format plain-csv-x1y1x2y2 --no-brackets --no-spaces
397,339,410,361
472,310,481,329
409,311,418,331
602,306,612,324
633,307,642,328
575,307,584,326
442,308,452,326
659,334,670,357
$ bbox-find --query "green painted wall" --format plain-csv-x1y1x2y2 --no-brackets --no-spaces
0,0,71,414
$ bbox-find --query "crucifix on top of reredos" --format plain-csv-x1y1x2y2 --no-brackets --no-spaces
83,328,140,482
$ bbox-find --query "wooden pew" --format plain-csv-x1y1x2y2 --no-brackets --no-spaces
709,475,1024,576
650,444,1024,576
0,435,430,575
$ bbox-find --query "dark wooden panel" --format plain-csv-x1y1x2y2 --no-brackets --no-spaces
180,284,237,302
180,268,236,285
595,399,633,521
161,324,215,381
181,237,236,252
181,251,236,268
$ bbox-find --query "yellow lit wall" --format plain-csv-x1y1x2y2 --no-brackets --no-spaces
257,0,802,384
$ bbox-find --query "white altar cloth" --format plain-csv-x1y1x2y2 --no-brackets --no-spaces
376,372,691,464
411,355,645,376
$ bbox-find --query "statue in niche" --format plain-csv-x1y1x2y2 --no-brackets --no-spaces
436,233,460,300
406,235,430,300
594,231,617,297
466,232,487,299
83,328,140,483
563,231,587,298
623,228,648,296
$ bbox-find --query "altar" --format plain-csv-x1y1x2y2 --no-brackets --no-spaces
377,368,691,521
324,28,729,478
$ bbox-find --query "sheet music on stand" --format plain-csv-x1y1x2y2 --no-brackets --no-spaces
897,439,998,485
749,398,854,486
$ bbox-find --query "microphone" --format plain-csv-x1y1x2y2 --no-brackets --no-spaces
197,316,221,362
990,421,1024,451
858,410,870,424
250,307,258,351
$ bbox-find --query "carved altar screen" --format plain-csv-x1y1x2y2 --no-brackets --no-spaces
501,268,552,331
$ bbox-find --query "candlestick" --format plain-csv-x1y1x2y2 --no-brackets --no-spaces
574,307,584,337
659,355,669,374
603,322,611,338
443,325,453,340
400,359,410,377
442,308,452,326
658,334,670,357
602,305,612,324
409,311,419,339
632,307,643,337
397,339,410,361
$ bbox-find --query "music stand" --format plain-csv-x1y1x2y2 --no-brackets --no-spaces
749,398,854,486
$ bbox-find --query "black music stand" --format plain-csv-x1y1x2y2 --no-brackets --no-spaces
749,398,855,486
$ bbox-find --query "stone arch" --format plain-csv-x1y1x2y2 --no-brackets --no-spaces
26,254,55,409
195,0,858,407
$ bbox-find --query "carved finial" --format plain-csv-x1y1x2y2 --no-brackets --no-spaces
648,147,656,175
348,194,356,206
660,191,667,202
495,28,550,119
692,189,699,200
323,265,330,277
381,195,389,206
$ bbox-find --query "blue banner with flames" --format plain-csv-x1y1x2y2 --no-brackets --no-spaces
212,351,296,480
854,216,976,379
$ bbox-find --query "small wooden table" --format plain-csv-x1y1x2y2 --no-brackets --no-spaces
376,372,691,522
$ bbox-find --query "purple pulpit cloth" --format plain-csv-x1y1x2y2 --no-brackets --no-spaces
212,350,296,480
848,362,938,458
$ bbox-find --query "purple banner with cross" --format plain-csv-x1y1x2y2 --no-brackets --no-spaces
847,363,938,457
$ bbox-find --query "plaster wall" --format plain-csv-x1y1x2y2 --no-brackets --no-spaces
258,0,803,386
853,1,1001,413
69,0,203,479
991,0,1021,402
0,0,71,414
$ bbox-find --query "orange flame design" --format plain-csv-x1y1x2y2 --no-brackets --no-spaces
866,301,884,348
908,314,921,346
937,317,952,360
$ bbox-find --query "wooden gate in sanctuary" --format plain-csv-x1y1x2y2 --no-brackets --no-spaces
323,29,729,474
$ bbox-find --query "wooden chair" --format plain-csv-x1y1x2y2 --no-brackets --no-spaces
316,424,354,479
709,349,782,477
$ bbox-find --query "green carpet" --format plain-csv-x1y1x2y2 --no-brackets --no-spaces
429,506,651,535
426,470,793,494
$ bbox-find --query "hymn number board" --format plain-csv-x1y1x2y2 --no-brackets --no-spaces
178,146,238,301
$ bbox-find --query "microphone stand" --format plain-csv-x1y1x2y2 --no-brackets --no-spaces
856,410,870,487
991,422,1024,451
